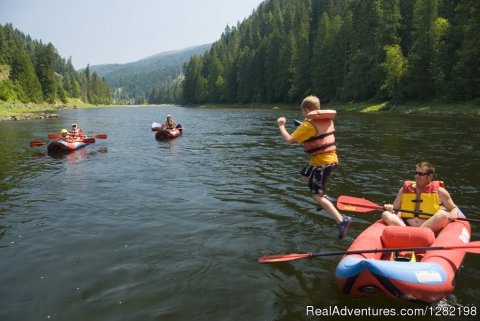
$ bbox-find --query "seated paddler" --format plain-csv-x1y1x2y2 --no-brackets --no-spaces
381,161,459,234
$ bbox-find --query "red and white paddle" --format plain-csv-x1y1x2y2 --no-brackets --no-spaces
336,195,478,222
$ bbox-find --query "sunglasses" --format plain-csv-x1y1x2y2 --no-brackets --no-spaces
415,171,431,176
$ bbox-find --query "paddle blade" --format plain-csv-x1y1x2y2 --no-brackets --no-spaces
29,141,46,147
337,195,383,213
48,133,61,139
83,137,96,144
94,134,107,139
151,122,161,131
258,253,311,263
293,119,302,127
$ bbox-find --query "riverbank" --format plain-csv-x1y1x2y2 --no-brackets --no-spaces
0,101,60,121
0,99,100,121
2,99,479,120
199,100,480,117
333,100,480,116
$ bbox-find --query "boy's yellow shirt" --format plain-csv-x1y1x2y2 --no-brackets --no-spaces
291,121,339,167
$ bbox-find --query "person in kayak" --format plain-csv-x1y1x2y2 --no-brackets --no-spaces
381,161,459,234
277,95,351,239
69,123,83,139
164,115,177,130
60,128,74,142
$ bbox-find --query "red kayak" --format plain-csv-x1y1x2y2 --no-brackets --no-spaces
151,122,183,139
47,137,95,153
335,213,471,303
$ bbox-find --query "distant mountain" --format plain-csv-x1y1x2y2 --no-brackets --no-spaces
90,44,211,104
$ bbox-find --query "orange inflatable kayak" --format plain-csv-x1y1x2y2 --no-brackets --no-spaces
336,213,471,303
151,122,183,139
47,137,95,153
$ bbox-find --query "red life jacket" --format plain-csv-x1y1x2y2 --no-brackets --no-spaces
303,110,336,155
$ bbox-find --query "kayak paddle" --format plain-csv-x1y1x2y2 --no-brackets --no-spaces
336,195,479,223
47,133,63,139
258,241,480,263
82,138,96,144
48,133,107,139
29,141,47,147
293,119,302,127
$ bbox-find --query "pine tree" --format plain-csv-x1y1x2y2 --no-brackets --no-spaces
11,46,44,102
34,43,57,103
381,44,408,99
344,0,381,100
407,0,440,100
288,1,313,101
450,1,480,99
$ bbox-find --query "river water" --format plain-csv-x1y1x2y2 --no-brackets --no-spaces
0,106,479,320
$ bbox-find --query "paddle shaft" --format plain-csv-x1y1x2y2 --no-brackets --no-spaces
30,141,47,147
258,241,480,263
337,196,478,223
343,201,439,216
48,133,107,139
392,207,479,222
311,245,470,257
32,138,95,146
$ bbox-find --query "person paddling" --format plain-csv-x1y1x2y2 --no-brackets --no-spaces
69,123,83,139
382,161,459,234
163,115,177,130
277,95,351,239
60,128,74,142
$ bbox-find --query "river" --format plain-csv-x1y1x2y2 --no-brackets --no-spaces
0,106,479,320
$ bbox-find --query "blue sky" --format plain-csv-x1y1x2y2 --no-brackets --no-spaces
0,0,265,69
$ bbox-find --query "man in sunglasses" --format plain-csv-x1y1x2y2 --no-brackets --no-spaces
381,161,458,234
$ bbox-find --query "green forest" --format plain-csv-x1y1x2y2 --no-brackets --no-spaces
91,44,210,105
0,23,112,106
182,0,480,105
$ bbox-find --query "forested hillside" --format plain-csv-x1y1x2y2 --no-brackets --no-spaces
0,24,112,106
91,44,210,105
182,0,480,105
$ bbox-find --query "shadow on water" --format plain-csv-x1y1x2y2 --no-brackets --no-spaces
46,146,108,161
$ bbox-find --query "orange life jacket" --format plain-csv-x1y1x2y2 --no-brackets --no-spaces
303,110,336,155
69,129,83,138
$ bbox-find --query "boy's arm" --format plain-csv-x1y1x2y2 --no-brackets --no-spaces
277,117,297,144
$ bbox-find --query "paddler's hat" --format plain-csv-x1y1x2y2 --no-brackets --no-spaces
61,129,68,136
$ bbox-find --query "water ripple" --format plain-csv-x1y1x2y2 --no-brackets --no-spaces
0,107,479,321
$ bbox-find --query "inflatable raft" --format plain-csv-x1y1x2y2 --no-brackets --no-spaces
336,215,471,303
151,122,182,139
47,137,95,153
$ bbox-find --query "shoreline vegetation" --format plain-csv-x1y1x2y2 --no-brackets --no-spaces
188,100,480,117
1,99,479,121
0,99,99,121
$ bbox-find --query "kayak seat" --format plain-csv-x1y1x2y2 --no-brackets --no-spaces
381,226,435,262
381,226,435,248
